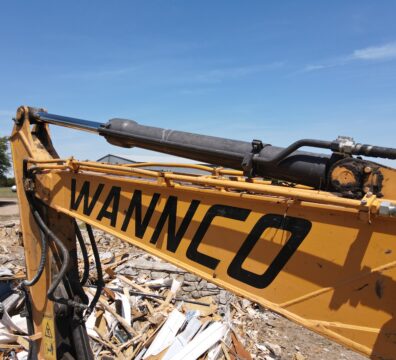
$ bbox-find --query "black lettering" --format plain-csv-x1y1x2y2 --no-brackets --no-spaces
187,205,250,269
150,197,200,252
227,214,312,288
96,186,121,227
121,190,160,238
70,179,104,216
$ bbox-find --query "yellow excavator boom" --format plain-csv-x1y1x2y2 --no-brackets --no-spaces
10,106,396,359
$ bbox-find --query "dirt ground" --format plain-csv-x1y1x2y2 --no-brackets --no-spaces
0,198,19,218
0,205,367,360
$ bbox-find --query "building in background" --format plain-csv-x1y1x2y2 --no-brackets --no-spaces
97,154,137,165
97,154,211,175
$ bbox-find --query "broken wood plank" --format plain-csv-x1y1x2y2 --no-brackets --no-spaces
117,275,163,305
86,289,138,337
231,331,252,360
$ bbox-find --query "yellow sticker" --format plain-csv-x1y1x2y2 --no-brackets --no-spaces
42,316,56,360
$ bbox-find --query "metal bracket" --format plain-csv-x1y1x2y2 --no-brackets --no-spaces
242,139,264,177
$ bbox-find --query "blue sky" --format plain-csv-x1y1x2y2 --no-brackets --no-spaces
1,1,395,166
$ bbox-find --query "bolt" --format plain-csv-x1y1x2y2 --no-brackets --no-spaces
361,199,367,205
364,166,372,174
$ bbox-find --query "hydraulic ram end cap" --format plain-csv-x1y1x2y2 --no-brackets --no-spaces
14,106,47,125
100,118,139,148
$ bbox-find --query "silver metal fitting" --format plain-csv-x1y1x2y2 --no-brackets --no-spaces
378,201,396,217
336,136,356,154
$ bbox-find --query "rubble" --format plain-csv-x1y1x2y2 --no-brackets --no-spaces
0,221,368,359
265,342,282,358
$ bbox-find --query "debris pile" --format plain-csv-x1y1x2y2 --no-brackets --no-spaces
0,221,366,360
81,228,255,359
84,277,247,359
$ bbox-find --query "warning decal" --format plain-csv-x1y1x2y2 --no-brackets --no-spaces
42,316,56,360
45,323,52,338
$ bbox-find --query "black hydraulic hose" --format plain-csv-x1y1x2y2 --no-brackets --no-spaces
20,194,48,288
29,198,71,304
21,160,70,300
29,197,87,309
21,228,47,287
83,224,103,320
354,144,396,160
259,139,396,163
21,286,38,360
23,161,90,313
74,221,90,286
256,139,333,165
21,182,80,306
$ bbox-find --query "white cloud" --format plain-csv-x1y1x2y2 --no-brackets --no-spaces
59,66,139,79
0,110,14,117
302,64,337,73
352,42,396,60
179,88,214,95
59,60,285,85
302,41,396,73
187,62,285,84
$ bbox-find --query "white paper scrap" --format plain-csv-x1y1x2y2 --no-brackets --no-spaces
169,322,227,360
115,293,132,325
143,309,186,358
162,316,202,360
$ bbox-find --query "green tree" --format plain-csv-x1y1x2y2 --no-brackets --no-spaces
0,137,11,179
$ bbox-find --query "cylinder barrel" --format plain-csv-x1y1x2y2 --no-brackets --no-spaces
101,118,330,188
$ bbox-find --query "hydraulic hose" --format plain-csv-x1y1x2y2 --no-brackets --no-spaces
74,221,90,286
20,194,48,288
28,197,70,304
83,224,103,320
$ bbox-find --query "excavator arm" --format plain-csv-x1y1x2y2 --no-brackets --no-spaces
10,106,396,359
